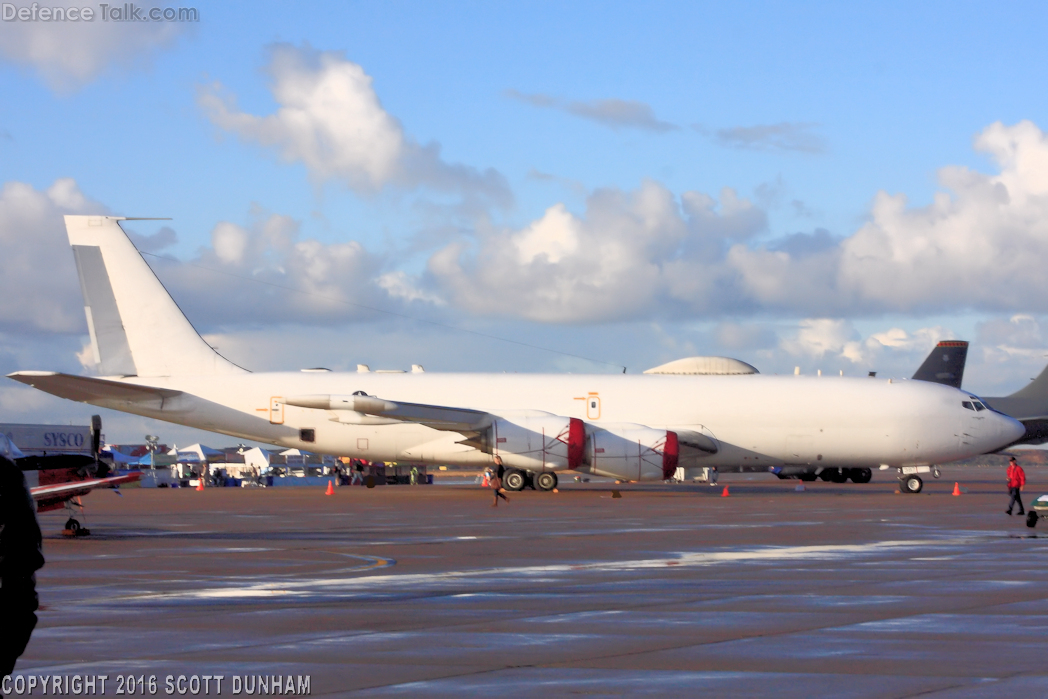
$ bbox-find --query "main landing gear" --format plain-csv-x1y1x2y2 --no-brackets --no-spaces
501,469,558,492
63,517,91,537
816,467,873,484
62,498,91,536
534,472,558,491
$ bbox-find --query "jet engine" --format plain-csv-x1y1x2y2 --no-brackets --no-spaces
479,412,585,473
581,425,679,482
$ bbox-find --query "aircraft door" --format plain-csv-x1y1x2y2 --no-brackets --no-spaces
270,397,284,424
586,394,601,420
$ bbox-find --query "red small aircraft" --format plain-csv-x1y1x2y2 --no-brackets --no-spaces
2,416,139,535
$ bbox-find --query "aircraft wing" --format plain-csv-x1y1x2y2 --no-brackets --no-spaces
7,372,181,405
281,394,491,431
673,429,719,455
282,393,719,455
31,472,141,501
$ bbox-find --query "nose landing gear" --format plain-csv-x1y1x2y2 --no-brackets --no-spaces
901,475,923,494
895,465,937,494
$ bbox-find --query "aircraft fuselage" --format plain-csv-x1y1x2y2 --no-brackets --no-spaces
83,371,1021,470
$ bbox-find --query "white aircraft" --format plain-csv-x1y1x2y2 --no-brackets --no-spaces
7,216,1025,495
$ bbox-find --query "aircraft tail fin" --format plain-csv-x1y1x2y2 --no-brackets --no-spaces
1005,362,1048,402
911,340,968,389
65,215,246,377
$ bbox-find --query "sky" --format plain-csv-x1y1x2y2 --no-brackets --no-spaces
3,1,1048,446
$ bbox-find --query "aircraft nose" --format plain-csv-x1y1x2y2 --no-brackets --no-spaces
996,412,1026,447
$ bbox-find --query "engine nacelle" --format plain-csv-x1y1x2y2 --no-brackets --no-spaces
488,412,585,473
582,425,679,482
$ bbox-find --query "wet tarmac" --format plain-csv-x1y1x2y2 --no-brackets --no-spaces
14,465,1048,697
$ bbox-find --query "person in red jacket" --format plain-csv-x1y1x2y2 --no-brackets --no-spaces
1006,456,1026,516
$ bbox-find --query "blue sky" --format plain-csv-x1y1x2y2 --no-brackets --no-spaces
3,1,1048,444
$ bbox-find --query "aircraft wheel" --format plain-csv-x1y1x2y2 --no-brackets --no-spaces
1027,511,1039,528
830,468,848,483
503,469,526,491
65,518,80,533
850,468,873,484
902,475,923,494
535,472,558,491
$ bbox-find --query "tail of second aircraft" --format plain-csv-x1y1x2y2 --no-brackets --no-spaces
66,215,245,377
911,340,968,389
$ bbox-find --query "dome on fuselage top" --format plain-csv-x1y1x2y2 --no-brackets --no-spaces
643,356,759,376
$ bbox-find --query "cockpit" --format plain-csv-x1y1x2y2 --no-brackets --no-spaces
962,397,988,411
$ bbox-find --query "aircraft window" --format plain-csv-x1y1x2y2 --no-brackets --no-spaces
962,401,974,410
974,402,986,411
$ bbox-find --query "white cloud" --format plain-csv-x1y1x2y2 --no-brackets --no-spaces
513,204,581,264
975,314,1048,363
147,206,420,329
0,3,188,91
423,120,1048,324
779,320,956,365
211,222,249,265
200,44,510,205
779,319,861,360
836,121,1048,313
0,178,105,333
428,180,766,323
376,271,445,306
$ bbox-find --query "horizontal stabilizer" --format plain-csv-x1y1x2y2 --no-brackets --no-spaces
7,371,181,404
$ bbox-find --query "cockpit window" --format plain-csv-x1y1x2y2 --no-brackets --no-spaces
973,401,986,411
962,401,974,410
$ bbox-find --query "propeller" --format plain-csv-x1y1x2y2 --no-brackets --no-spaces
90,415,109,478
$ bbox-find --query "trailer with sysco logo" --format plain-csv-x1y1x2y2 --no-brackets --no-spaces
0,422,94,457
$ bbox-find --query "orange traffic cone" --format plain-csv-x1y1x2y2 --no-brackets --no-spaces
721,485,730,497
952,482,961,496
325,480,334,495
196,479,204,491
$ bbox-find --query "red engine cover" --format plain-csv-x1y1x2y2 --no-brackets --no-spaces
661,431,679,480
567,418,585,470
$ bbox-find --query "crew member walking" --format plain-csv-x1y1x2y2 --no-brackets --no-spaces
491,455,509,507
1006,456,1026,516
0,452,45,682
